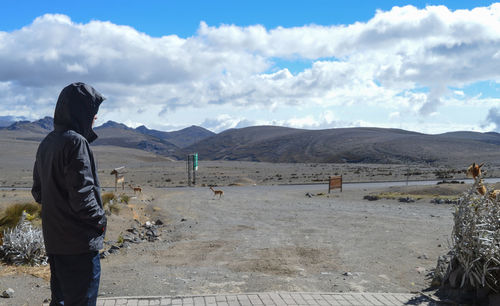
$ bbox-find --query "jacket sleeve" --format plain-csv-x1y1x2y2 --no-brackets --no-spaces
64,137,106,232
31,160,42,204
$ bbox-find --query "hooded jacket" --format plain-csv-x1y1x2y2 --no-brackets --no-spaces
32,82,107,254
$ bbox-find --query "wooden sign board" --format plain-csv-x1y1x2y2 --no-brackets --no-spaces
111,167,126,191
328,176,342,193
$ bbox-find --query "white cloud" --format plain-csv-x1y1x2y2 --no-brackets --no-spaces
0,4,500,133
485,107,500,132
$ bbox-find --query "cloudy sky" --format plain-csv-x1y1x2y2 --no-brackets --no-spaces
1,0,500,133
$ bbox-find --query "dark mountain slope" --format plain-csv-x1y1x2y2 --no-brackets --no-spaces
135,125,214,148
186,126,500,166
94,121,182,159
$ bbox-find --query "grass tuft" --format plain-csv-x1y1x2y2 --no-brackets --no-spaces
101,192,116,206
0,203,41,232
119,194,130,204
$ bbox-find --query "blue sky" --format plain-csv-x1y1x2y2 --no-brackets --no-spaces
4,1,496,36
1,1,499,133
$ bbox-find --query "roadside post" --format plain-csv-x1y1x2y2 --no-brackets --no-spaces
110,166,126,191
186,153,198,186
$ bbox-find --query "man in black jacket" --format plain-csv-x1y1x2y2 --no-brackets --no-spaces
32,82,107,306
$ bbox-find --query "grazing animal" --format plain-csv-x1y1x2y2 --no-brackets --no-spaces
128,184,142,194
466,162,500,201
209,186,224,198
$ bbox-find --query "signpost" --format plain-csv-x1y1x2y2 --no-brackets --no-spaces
187,153,198,186
110,166,126,191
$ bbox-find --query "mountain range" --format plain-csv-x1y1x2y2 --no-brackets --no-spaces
1,117,500,167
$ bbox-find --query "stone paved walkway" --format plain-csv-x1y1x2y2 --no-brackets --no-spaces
88,292,436,306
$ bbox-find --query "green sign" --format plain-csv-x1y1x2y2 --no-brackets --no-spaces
193,153,198,171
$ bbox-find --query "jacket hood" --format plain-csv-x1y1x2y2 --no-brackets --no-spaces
53,82,105,143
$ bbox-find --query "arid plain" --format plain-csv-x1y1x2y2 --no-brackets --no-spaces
1,138,500,305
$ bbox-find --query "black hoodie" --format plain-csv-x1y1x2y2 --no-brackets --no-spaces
32,82,107,254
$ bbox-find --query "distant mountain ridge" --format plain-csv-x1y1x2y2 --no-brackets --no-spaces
0,117,214,159
135,124,215,148
185,125,500,166
2,117,500,166
0,115,27,127
4,116,54,133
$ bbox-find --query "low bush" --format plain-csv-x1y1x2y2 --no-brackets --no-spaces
101,192,116,206
119,194,130,204
0,203,41,232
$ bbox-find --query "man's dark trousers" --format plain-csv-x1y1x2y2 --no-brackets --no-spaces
48,252,100,306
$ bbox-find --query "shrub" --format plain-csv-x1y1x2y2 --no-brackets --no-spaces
442,180,500,292
0,203,41,232
119,194,130,204
117,233,124,244
101,192,116,206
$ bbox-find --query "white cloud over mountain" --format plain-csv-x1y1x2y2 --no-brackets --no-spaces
0,4,499,132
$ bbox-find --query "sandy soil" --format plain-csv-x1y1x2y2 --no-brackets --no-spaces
1,144,498,305
1,180,466,305
1,142,491,189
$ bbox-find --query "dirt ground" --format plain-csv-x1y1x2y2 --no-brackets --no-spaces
2,147,499,305
0,179,470,305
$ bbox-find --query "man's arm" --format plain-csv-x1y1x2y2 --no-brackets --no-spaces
65,137,106,232
31,160,42,204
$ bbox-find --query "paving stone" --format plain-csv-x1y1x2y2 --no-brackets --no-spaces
392,294,412,304
359,294,384,306
258,293,275,305
78,292,434,306
301,294,315,301
248,294,263,305
114,298,128,306
306,300,319,305
138,300,149,306
331,295,354,306
269,293,287,305
373,294,399,306
194,297,205,306
126,299,139,306
289,293,307,305
379,294,402,306
205,296,216,304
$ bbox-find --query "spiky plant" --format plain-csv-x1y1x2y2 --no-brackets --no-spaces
449,179,500,291
0,212,47,266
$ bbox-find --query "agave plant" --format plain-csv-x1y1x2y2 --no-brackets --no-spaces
0,212,47,266
449,179,500,291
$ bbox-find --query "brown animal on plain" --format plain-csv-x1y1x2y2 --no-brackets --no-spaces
466,162,500,201
128,184,142,194
209,186,224,198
